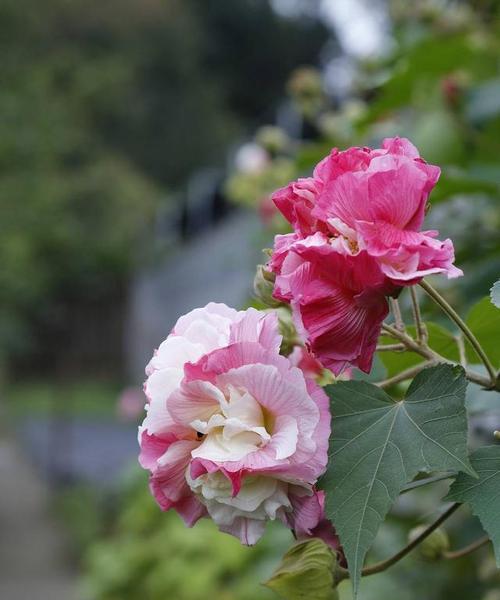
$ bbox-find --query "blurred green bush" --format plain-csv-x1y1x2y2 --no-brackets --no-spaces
82,470,291,600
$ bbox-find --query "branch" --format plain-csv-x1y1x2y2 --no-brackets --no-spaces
361,504,460,577
335,504,461,584
376,343,406,352
376,360,437,389
381,323,493,389
381,323,436,359
419,279,497,386
444,536,490,560
389,298,405,332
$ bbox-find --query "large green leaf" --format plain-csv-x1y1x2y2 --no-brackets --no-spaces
465,297,500,367
378,323,460,379
446,446,500,566
321,364,474,596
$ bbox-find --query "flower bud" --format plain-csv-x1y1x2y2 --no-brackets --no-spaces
264,538,339,600
287,66,324,119
408,526,450,561
253,265,281,308
287,66,323,99
255,125,290,156
276,306,300,355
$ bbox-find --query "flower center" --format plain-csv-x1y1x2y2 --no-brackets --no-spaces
190,385,271,463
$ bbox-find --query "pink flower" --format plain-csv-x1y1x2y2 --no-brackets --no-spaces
271,137,462,284
273,234,396,374
269,138,462,374
139,303,330,545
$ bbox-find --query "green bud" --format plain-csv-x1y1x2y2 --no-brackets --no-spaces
287,67,324,119
255,125,290,156
287,66,323,99
264,538,339,600
253,265,281,308
408,526,450,561
276,306,300,355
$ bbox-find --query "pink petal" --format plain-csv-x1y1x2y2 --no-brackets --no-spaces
270,415,299,460
229,308,282,354
138,430,176,471
185,341,292,384
285,488,323,536
150,439,199,506
168,380,225,427
218,517,266,546
216,364,318,434
173,494,207,527
365,161,429,230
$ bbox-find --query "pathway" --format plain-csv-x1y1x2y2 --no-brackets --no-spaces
0,433,80,600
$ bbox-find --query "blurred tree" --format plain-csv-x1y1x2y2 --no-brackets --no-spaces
0,0,328,375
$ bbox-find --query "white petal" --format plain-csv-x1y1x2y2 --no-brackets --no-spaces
147,336,205,372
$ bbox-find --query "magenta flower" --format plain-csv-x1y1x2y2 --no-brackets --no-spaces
269,137,462,374
139,303,330,545
273,233,397,374
272,137,462,284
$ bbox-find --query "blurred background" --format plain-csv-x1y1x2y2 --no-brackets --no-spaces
0,1,499,599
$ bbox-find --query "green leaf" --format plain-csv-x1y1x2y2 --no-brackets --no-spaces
378,323,460,379
321,364,474,596
465,297,500,367
446,446,500,566
490,280,500,309
263,538,339,600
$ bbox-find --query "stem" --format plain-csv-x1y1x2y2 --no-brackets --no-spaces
381,323,493,389
456,334,467,368
409,286,427,343
376,343,406,352
377,361,437,389
419,280,497,385
444,536,490,560
390,298,405,332
361,504,460,577
381,324,436,359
